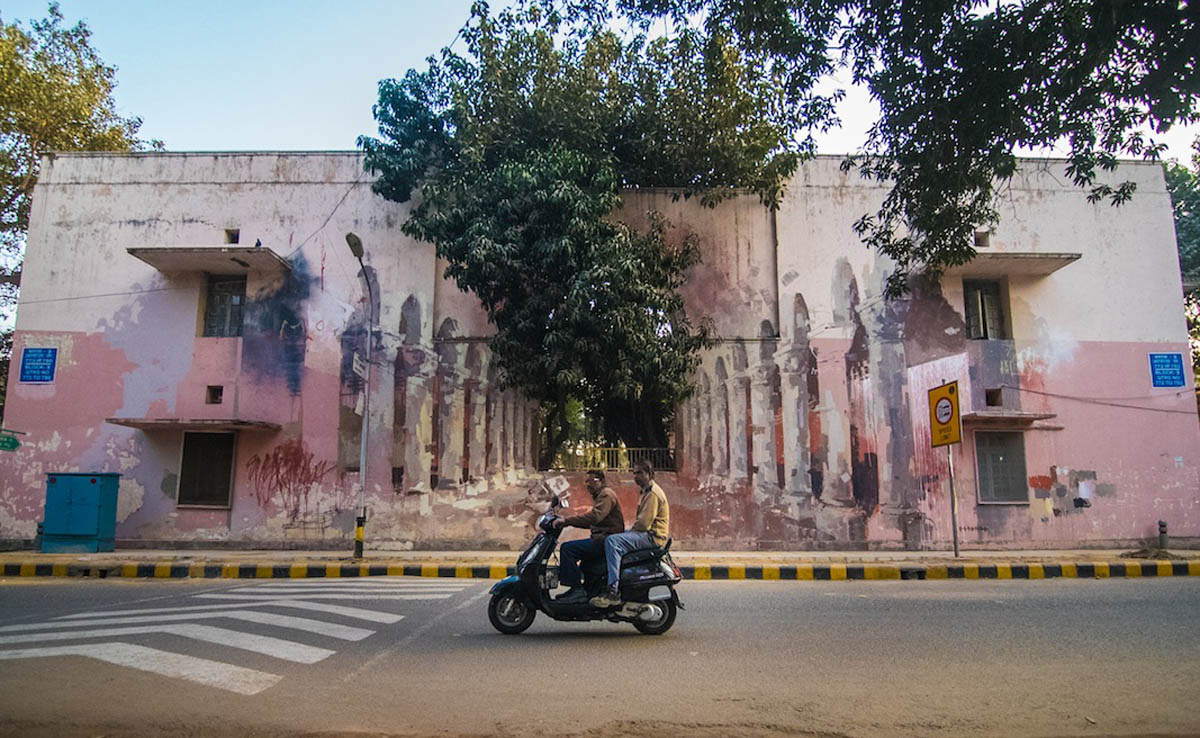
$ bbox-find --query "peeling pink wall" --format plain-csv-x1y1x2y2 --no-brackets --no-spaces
2,153,1197,551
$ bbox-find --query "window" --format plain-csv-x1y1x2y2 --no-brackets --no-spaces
975,431,1028,503
203,275,246,337
205,385,224,404
963,280,1008,340
178,432,235,506
985,388,1003,407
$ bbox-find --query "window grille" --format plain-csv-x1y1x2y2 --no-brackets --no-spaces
203,275,246,337
975,431,1028,503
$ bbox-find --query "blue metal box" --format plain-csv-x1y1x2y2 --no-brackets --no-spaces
41,473,121,553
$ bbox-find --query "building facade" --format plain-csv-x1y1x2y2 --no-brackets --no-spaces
1,152,1196,550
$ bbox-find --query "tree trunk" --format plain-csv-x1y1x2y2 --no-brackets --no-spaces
538,394,570,470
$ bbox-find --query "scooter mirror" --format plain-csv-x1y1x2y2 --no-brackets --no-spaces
549,494,563,509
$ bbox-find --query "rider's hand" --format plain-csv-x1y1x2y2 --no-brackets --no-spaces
552,518,566,529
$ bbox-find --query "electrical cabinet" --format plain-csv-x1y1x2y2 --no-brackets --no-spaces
41,473,120,553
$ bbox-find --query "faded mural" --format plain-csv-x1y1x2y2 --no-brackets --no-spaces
0,152,1197,550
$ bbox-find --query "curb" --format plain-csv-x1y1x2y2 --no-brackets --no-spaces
3,560,1199,580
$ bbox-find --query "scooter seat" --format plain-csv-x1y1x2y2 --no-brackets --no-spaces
621,547,662,566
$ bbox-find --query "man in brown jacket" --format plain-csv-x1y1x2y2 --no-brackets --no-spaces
553,469,625,603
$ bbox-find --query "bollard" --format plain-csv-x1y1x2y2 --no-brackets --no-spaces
354,514,366,559
1158,520,1168,550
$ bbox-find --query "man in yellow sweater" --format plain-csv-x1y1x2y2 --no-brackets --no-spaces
590,459,670,608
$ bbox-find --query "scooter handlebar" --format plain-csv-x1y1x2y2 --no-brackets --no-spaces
539,512,561,533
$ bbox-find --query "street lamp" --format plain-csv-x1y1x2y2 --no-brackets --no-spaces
346,232,372,559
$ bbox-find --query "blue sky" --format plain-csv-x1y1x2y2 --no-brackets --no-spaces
2,0,477,150
2,0,1197,159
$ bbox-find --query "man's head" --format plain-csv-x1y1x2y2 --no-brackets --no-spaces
586,469,605,496
632,460,654,490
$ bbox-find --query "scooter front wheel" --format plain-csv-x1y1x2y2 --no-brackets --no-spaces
488,592,536,634
632,599,677,635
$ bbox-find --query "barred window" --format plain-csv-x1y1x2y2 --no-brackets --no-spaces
202,275,246,337
975,431,1028,503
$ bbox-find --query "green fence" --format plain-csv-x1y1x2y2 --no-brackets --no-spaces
552,447,676,472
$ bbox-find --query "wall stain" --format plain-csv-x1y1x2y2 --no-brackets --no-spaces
243,252,316,395
161,472,178,500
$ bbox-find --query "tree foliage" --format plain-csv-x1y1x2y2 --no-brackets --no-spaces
1166,140,1200,283
0,3,157,420
361,1,810,461
621,0,1200,295
1164,137,1200,391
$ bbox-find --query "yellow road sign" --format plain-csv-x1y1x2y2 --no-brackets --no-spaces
928,381,961,447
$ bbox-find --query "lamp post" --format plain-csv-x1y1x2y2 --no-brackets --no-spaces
345,232,371,559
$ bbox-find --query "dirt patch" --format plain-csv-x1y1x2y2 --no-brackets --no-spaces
0,719,850,738
1119,548,1195,560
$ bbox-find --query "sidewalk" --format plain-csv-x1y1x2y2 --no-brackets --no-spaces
2,547,1197,581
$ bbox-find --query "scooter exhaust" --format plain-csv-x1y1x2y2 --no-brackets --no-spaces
638,604,664,622
615,603,665,622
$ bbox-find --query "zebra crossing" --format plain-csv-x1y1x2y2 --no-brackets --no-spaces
0,577,478,695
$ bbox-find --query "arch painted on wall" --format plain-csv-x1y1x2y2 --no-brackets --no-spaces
399,295,422,345
832,258,859,327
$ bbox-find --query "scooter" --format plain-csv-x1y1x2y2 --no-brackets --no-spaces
487,495,684,635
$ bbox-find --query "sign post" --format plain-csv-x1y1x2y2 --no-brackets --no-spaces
928,381,963,557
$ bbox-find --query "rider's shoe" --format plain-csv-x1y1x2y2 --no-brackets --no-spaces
556,586,588,603
589,587,621,608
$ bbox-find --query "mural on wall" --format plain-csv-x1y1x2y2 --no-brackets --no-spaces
1029,466,1115,519
670,255,930,547
3,154,1196,551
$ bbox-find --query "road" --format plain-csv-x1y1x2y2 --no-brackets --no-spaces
0,575,1197,738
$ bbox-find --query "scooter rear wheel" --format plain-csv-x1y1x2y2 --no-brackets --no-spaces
488,592,536,634
633,599,677,635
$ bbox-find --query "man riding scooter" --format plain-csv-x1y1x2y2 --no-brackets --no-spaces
591,459,669,608
552,469,624,603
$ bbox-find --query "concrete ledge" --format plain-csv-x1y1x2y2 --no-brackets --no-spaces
3,560,1198,580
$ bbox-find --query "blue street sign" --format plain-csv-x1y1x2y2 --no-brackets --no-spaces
18,347,58,383
1148,352,1186,388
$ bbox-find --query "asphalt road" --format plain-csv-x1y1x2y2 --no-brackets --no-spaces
0,576,1197,738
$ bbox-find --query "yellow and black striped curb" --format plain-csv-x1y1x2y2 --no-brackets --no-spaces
3,561,1198,580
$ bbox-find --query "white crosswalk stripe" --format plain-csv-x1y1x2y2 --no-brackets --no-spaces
0,610,375,640
56,599,405,624
194,592,453,601
0,643,281,695
243,578,475,588
0,623,333,663
0,574,481,694
225,588,468,595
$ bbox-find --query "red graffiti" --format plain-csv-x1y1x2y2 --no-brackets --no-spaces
246,439,336,521
1028,475,1054,490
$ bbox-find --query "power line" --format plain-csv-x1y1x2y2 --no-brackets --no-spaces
284,171,368,260
1001,383,1196,415
16,277,255,306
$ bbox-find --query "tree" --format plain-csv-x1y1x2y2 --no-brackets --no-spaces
1164,137,1200,397
360,2,809,464
0,3,157,420
620,0,1200,295
1165,139,1200,282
